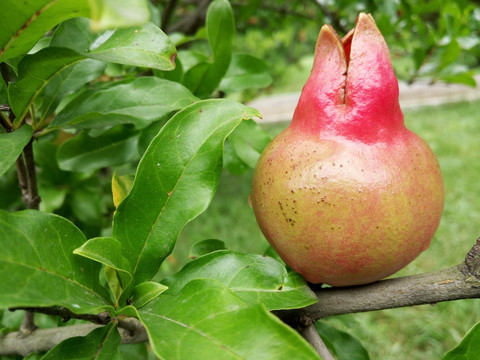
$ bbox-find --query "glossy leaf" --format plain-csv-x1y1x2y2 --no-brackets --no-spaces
0,125,33,177
73,237,132,278
50,17,96,53
219,54,273,93
42,322,122,360
88,0,150,32
85,22,176,71
112,172,134,208
0,210,112,314
206,0,235,63
113,100,260,284
183,0,234,98
443,321,480,360
52,18,173,71
162,251,317,311
130,282,168,309
51,77,198,129
315,321,371,360
188,239,226,259
0,0,89,62
8,47,85,125
74,236,132,304
37,58,107,123
135,279,321,360
57,126,139,172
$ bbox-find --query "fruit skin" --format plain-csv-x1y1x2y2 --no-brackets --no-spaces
250,13,444,287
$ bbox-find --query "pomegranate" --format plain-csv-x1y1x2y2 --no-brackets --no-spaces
250,13,444,286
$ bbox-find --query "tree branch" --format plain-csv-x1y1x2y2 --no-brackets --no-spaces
0,320,148,356
166,0,211,35
299,322,335,360
2,239,480,356
161,0,179,32
275,238,480,327
10,307,111,325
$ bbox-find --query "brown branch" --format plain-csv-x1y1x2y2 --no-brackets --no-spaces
11,112,41,333
161,0,179,32
275,238,480,328
19,312,37,337
21,140,41,209
15,140,41,210
0,320,148,356
10,307,111,325
299,323,335,360
166,0,211,35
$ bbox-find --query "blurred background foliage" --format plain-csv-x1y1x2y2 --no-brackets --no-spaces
157,0,480,97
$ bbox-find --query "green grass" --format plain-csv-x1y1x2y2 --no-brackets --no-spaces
174,101,480,359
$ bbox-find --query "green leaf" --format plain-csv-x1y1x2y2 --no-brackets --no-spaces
8,47,85,125
85,22,176,71
130,282,168,309
0,0,90,62
162,251,317,311
229,119,270,168
36,58,107,123
188,239,226,259
57,126,139,172
207,0,235,62
113,99,260,284
443,321,480,360
74,236,133,304
134,279,321,360
52,18,174,71
8,22,176,125
88,0,150,32
0,210,112,314
315,321,371,360
437,40,461,70
0,125,33,177
42,322,122,360
73,237,132,278
437,67,477,87
51,77,198,129
50,18,96,53
219,54,273,93
183,0,235,98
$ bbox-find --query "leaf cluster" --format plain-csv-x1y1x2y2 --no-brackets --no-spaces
0,1,319,359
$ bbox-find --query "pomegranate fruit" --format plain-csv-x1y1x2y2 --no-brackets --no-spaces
250,13,444,287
